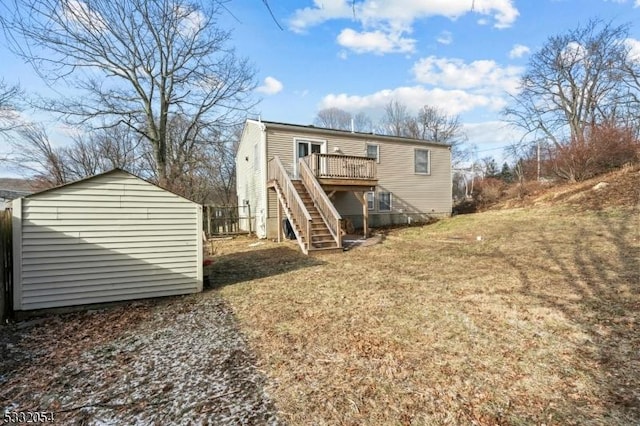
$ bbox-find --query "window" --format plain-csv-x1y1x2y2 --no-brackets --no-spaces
366,192,375,211
379,192,392,212
415,149,430,174
297,140,323,158
366,143,379,163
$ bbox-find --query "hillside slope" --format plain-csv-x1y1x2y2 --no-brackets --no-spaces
494,163,640,211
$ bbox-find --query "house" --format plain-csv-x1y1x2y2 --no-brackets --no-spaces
235,119,452,254
0,177,35,210
12,169,203,311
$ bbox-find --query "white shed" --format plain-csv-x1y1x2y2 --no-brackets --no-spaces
12,169,203,311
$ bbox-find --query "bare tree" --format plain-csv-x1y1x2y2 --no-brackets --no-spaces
504,19,632,146
314,108,374,132
314,107,353,130
201,125,241,205
10,124,69,187
1,0,256,186
65,125,146,179
416,105,468,166
416,106,463,142
353,112,373,133
0,78,22,132
94,126,146,174
382,100,410,137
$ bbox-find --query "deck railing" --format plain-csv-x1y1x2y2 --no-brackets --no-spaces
298,158,342,249
307,153,377,180
268,156,312,254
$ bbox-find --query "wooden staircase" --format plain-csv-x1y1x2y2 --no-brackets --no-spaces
292,180,340,251
268,156,342,255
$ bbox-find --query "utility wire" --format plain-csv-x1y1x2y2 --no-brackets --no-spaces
262,0,284,31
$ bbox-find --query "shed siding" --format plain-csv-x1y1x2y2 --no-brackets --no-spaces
15,171,202,310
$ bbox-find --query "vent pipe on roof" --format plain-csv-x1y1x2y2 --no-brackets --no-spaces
351,118,354,133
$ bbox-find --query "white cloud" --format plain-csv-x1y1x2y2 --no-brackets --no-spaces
465,121,521,146
318,53,524,122
509,44,530,59
289,0,353,33
320,86,506,117
337,28,415,54
289,1,518,55
256,76,283,95
289,0,519,33
606,0,640,5
436,31,453,45
625,38,640,61
412,56,523,95
63,0,107,31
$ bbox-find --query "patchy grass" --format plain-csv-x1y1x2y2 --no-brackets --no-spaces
212,204,640,425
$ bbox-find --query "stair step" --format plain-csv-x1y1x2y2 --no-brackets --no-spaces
309,246,343,255
312,241,339,249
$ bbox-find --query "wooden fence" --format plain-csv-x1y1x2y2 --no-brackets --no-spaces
203,204,254,238
0,210,12,321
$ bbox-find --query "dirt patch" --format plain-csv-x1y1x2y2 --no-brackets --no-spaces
0,294,281,425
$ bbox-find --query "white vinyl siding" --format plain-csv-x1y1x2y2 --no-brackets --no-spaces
236,120,265,236
13,170,202,311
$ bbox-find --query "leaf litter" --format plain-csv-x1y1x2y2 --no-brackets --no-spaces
0,294,282,425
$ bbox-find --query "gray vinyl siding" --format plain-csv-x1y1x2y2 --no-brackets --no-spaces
264,126,452,220
13,170,202,311
266,128,298,220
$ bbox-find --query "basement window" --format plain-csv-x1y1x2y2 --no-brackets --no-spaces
379,192,392,212
366,191,375,211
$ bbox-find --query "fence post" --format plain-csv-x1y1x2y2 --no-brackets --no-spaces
0,210,13,321
247,201,252,235
206,205,211,238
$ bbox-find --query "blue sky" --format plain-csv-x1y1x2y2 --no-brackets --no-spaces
2,0,640,176
225,0,640,158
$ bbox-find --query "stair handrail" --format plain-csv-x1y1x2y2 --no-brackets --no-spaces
300,156,342,249
268,156,312,253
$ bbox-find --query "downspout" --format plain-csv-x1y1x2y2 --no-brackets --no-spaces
260,121,268,238
449,146,453,215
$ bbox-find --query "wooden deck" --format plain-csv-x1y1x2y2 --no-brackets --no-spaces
305,153,378,190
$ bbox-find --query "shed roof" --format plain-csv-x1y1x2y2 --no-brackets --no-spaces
23,168,200,205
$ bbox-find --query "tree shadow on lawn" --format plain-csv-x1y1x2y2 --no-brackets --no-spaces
205,246,325,290
497,208,640,423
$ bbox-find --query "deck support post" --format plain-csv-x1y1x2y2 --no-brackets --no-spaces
353,191,368,239
276,196,283,243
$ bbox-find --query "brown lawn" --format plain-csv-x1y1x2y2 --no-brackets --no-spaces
209,203,640,425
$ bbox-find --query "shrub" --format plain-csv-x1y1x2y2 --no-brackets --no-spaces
546,123,640,181
472,177,507,208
